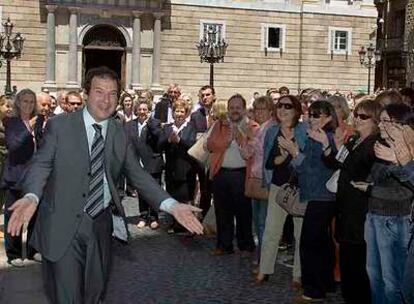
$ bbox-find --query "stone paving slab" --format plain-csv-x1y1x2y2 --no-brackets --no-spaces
0,198,345,304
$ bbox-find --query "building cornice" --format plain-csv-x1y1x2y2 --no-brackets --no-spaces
170,0,377,18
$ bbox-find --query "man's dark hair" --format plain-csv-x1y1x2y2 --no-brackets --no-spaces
83,66,121,96
199,85,215,96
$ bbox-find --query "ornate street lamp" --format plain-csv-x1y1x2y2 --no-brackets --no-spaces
196,25,228,88
0,18,25,96
358,42,381,94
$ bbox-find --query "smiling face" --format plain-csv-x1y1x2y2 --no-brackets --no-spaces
173,106,187,125
123,96,133,110
227,97,246,123
276,97,296,126
86,76,118,122
137,103,150,122
37,93,52,116
19,93,36,118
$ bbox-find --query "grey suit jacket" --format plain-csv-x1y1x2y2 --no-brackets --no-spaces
22,110,170,262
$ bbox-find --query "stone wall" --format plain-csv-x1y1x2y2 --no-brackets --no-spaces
160,3,377,98
0,0,47,92
0,0,376,98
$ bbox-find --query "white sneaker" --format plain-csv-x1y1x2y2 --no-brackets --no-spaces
33,253,42,263
8,258,25,268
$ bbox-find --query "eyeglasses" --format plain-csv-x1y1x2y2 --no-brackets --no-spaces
354,113,371,120
308,112,321,119
276,103,294,110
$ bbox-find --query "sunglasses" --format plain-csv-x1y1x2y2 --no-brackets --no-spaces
276,102,294,110
308,112,321,119
354,113,371,120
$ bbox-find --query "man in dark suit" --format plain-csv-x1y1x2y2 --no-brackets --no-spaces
125,101,164,229
7,67,203,304
190,85,215,218
153,83,181,123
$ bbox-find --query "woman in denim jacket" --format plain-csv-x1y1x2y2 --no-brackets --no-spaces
281,100,338,302
255,95,307,287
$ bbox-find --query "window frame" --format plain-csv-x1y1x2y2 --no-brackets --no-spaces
261,23,286,52
328,26,352,55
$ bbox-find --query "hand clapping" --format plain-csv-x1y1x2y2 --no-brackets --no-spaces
278,136,298,157
308,128,329,148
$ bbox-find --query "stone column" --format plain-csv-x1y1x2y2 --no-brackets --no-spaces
43,5,57,90
151,12,163,91
66,7,80,89
131,11,143,90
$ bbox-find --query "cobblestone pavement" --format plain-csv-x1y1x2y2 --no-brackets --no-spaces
0,198,345,304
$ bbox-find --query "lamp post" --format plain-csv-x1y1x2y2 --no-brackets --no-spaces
196,25,228,88
358,42,381,94
0,18,25,96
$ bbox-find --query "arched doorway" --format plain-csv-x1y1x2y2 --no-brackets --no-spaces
82,25,127,88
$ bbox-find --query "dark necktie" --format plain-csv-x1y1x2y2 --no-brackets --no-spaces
84,123,105,218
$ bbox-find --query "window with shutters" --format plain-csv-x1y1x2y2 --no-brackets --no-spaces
261,24,286,52
199,20,226,44
328,27,352,55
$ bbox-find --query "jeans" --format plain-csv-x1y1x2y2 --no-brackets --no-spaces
402,225,414,304
365,213,411,304
252,199,268,259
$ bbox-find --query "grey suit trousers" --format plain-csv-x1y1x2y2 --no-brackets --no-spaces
42,209,112,304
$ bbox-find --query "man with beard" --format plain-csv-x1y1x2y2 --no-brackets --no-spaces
206,94,257,255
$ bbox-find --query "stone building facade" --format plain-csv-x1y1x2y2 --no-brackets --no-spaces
0,0,377,98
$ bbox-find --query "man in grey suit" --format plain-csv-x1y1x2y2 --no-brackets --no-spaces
7,67,203,304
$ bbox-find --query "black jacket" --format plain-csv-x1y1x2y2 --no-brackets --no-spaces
328,134,378,243
124,118,164,175
158,122,197,183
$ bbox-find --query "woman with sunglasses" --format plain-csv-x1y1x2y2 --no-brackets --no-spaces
326,99,382,303
256,95,307,288
281,100,338,302
353,103,414,304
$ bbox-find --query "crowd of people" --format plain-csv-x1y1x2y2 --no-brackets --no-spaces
0,77,414,304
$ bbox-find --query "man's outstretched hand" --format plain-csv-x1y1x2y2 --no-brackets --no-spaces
7,197,37,237
170,203,204,235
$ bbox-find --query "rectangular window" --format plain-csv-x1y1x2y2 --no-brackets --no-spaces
200,20,225,44
328,27,352,55
261,24,286,52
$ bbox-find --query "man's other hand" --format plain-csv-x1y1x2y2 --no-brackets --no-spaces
170,203,204,235
7,197,38,237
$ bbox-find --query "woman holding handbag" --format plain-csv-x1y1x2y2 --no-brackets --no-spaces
282,100,338,303
255,95,307,288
